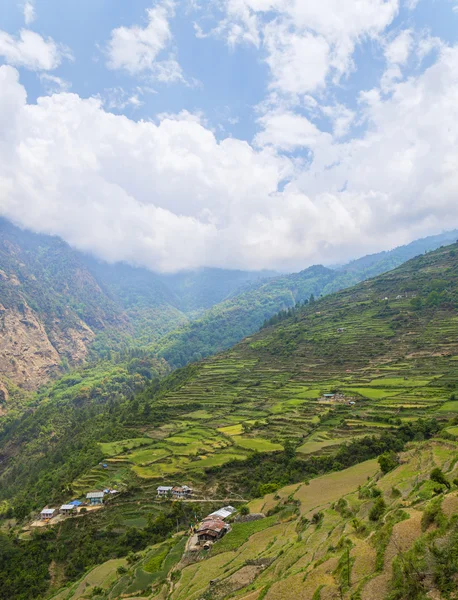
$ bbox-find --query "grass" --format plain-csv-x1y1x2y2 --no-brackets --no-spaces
210,515,279,555
344,387,402,400
233,437,283,452
297,438,346,455
439,401,458,413
99,438,155,456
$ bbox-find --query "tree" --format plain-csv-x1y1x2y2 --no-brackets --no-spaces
369,497,386,521
378,451,399,474
430,468,450,489
283,440,296,461
239,505,250,516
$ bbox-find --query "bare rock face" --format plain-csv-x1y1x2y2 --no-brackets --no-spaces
49,320,95,365
0,301,94,391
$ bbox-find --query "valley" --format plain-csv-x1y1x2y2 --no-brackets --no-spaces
2,237,458,599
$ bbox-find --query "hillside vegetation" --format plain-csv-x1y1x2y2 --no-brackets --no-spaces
150,229,458,368
0,219,270,399
1,216,456,401
3,244,458,598
38,439,458,600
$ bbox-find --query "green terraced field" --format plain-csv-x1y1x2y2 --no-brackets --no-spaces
64,246,458,506
232,436,283,452
99,438,156,456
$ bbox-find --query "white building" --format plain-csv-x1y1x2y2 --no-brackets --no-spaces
40,508,57,520
157,486,173,498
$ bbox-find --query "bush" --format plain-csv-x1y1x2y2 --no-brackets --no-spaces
378,451,399,474
391,487,402,498
421,497,445,531
369,497,386,522
430,468,450,490
239,505,250,516
312,511,324,525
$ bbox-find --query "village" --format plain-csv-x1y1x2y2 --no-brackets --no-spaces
35,483,246,551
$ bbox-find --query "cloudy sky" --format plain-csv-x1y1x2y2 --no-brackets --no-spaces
0,0,458,273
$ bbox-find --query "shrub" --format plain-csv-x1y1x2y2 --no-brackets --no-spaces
312,511,324,525
369,497,386,522
391,487,402,498
430,468,450,490
421,497,445,531
239,505,250,516
378,451,399,474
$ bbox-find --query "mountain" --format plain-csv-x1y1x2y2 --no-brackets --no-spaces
150,229,458,368
2,243,458,598
337,228,458,278
0,219,271,398
1,217,457,405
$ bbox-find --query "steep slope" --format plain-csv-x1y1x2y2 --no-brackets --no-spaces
0,220,271,395
339,228,458,279
154,265,336,367
1,217,456,395
0,220,126,392
150,230,458,368
43,438,458,600
3,244,458,599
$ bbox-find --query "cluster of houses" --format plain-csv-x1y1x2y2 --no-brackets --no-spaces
195,506,236,548
40,489,118,521
157,485,193,499
320,392,356,406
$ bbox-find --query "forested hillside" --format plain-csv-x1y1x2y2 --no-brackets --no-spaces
3,244,458,598
1,217,457,405
0,219,270,400
150,229,458,368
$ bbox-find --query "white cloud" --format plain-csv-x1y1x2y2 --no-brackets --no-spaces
2,44,458,273
23,1,36,25
102,87,152,111
385,30,413,65
106,0,183,82
254,110,332,151
0,28,69,71
380,30,414,92
199,0,400,97
39,73,71,94
263,25,330,96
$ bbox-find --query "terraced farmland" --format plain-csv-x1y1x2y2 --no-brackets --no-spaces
78,247,458,498
53,439,458,600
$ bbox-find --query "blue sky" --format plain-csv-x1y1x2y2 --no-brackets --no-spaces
1,1,458,273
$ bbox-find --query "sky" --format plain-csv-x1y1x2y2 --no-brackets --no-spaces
1,1,458,273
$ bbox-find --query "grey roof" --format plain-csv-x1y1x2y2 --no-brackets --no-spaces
210,506,236,520
157,486,173,492
60,504,76,511
86,492,104,499
41,508,56,514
